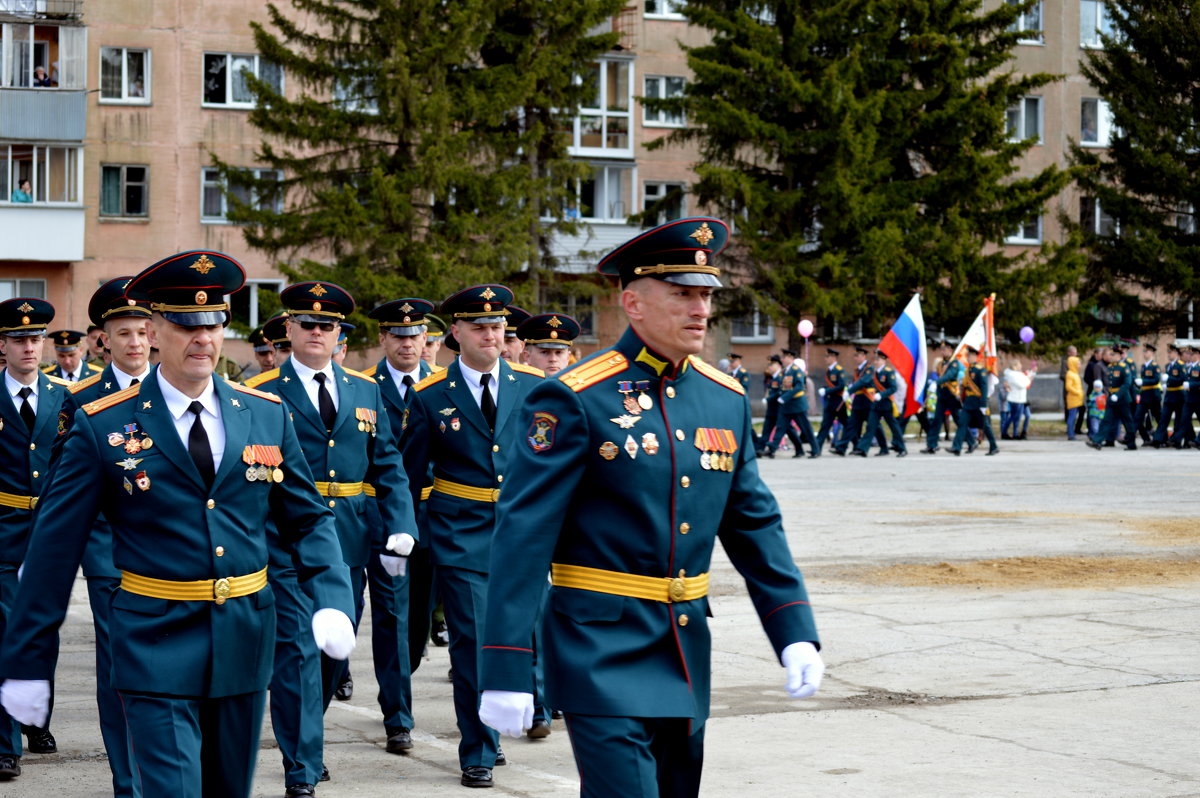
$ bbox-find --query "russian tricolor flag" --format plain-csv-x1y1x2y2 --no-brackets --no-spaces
878,293,928,417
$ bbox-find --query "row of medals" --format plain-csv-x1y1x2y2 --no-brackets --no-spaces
246,464,284,483
700,449,734,472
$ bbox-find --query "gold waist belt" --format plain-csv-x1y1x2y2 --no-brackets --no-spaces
0,491,37,510
432,478,500,503
551,563,709,604
120,567,268,605
314,481,364,498
1167,385,1185,391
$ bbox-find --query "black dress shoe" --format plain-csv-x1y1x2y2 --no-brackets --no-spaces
494,746,507,766
808,452,821,459
986,448,999,455
319,766,330,782
461,766,493,788
874,450,889,456
550,709,563,720
920,447,938,454
1086,440,1103,450
831,448,845,457
764,449,775,459
432,619,449,647
285,784,316,797
334,674,353,702
896,450,907,457
950,449,961,456
851,449,867,457
385,726,413,754
527,718,552,739
24,728,56,754
0,755,19,779
792,451,804,458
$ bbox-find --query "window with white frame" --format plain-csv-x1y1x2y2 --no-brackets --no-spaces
1007,0,1043,42
731,310,775,344
643,181,686,225
1080,0,1115,48
228,279,285,332
0,143,82,204
201,167,283,222
333,68,377,114
567,59,633,158
100,46,149,103
643,75,686,126
540,289,597,340
1006,96,1042,143
644,0,685,18
202,52,281,108
1080,196,1117,237
100,164,148,217
1,22,86,88
1176,203,1196,235
0,278,46,301
566,163,635,222
1080,97,1115,146
1006,214,1042,244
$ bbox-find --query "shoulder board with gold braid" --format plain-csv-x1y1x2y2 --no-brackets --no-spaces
342,367,375,383
82,383,140,416
509,362,545,378
228,380,282,404
243,368,280,389
69,372,103,393
430,363,446,373
361,364,378,377
689,356,746,395
414,368,449,392
558,351,628,393
40,364,55,374
47,374,72,388
87,362,104,373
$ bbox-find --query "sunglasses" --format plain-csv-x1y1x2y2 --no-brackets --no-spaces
298,321,336,333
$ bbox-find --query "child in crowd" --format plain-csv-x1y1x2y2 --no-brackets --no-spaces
1087,379,1106,437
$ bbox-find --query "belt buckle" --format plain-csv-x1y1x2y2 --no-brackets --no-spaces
668,577,687,603
28,496,38,510
328,483,343,497
490,489,501,502
214,577,231,605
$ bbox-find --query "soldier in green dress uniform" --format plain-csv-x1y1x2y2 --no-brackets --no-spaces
950,346,999,455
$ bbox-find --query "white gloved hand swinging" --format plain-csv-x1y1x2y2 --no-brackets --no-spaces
381,532,416,577
311,608,356,660
0,679,51,728
781,641,825,699
479,690,534,738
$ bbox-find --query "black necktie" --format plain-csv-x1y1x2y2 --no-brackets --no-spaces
402,374,415,404
315,372,336,432
130,377,140,386
17,386,35,431
187,401,215,488
479,373,496,430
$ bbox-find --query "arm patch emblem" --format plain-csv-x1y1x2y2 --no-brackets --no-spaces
527,411,558,453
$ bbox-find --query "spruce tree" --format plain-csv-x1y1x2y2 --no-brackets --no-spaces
1071,1,1200,338
217,0,620,328
645,0,1083,344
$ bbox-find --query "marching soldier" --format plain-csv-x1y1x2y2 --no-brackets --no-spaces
0,252,357,797
922,340,963,454
1133,343,1161,444
246,325,277,377
422,315,447,368
476,218,823,797
0,298,71,780
853,350,907,457
728,353,752,393
501,305,531,364
950,345,999,455
400,284,544,788
832,346,886,455
1154,343,1187,447
813,348,847,456
1170,346,1200,448
57,278,154,795
762,350,801,457
43,329,100,381
85,324,110,368
263,312,293,362
764,349,814,458
245,283,417,796
1088,342,1137,450
519,313,581,377
360,298,440,755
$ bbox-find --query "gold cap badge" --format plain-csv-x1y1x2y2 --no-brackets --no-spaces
480,287,497,300
190,254,215,275
195,291,208,305
310,284,328,297
689,222,714,246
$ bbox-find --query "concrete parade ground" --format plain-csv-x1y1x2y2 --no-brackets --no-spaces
12,438,1200,797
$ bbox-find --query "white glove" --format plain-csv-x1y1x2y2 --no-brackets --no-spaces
0,679,51,727
1160,374,1168,384
871,394,880,402
1109,394,1118,403
761,396,768,405
380,554,407,577
386,532,416,556
777,396,785,404
1135,378,1143,386
15,562,22,581
479,690,534,738
818,388,826,398
1185,381,1191,390
781,641,824,699
311,608,356,660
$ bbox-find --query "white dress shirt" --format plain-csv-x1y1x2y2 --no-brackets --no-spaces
4,368,38,415
456,358,501,410
386,360,423,401
157,372,225,472
289,357,339,414
112,364,151,391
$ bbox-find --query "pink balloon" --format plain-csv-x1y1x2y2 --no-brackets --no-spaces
797,319,814,338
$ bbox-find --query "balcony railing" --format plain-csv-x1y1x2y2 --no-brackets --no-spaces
0,1,83,21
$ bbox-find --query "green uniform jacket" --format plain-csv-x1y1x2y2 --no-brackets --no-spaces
846,363,876,411
365,358,433,543
1106,359,1134,403
479,328,818,727
779,363,809,414
962,364,990,410
246,360,416,569
1138,360,1161,393
823,363,846,394
1,370,354,697
0,371,69,563
401,357,544,573
731,366,752,393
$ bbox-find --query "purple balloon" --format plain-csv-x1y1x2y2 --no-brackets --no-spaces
1019,326,1035,344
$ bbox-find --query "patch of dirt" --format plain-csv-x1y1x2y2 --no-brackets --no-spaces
1132,518,1200,546
855,556,1200,589
841,688,976,707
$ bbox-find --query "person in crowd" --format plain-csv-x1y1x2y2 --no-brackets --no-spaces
1002,357,1034,440
1064,355,1083,440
